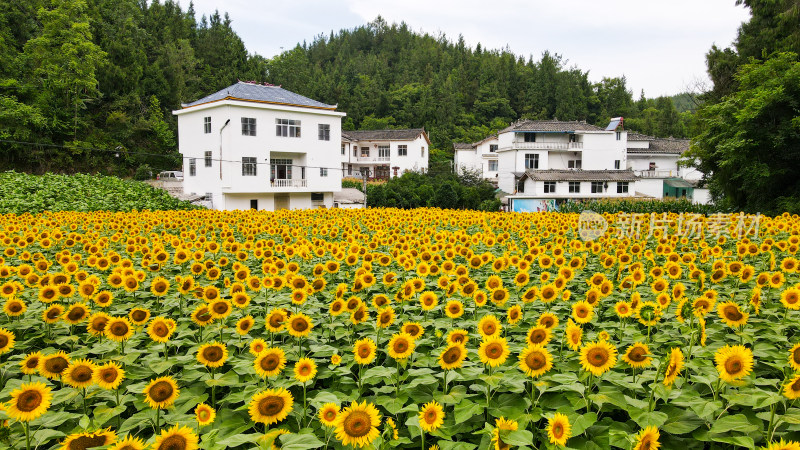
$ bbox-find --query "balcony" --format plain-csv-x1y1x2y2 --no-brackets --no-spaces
635,170,676,178
512,142,583,150
355,155,391,163
271,179,307,188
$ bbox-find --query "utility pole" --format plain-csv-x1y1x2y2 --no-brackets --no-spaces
362,168,369,208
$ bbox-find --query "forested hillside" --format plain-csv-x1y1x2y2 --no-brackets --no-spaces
0,0,691,175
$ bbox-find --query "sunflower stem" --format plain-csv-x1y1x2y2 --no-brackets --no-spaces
155,407,161,434
116,389,121,429
24,421,30,450
302,381,308,427
211,368,217,409
82,387,87,417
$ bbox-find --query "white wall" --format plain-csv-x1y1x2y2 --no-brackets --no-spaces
636,178,664,198
176,100,344,206
627,154,680,173
340,135,429,177
694,188,711,205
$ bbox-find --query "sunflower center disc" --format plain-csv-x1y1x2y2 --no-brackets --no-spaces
343,411,371,437
17,390,43,412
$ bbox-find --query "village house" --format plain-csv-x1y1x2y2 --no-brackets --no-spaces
173,81,345,211
340,129,430,180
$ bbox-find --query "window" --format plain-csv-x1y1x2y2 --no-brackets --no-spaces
203,117,211,134
189,158,196,176
348,164,352,175
543,181,556,194
617,182,629,193
353,147,358,157
204,151,212,167
523,133,536,142
421,147,425,157
241,118,256,136
360,147,370,157
616,131,621,141
318,124,330,141
614,160,621,170
569,134,577,143
378,145,390,159
398,145,407,156
341,144,345,155
649,162,656,171
591,181,604,193
569,181,581,193
517,179,525,193
242,157,257,176
320,167,328,177
568,160,582,169
488,160,498,171
489,144,498,153
250,199,258,210
525,154,539,169
271,159,293,180
275,119,301,137
311,192,324,202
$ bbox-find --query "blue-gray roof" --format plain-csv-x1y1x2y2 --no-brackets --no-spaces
182,82,337,110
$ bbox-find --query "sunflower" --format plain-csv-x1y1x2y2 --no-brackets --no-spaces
195,403,215,426
319,403,340,427
250,338,268,356
447,329,469,345
526,325,552,346
64,302,90,324
40,351,71,379
789,343,800,371
419,291,439,311
506,304,523,325
636,301,661,327
43,303,64,324
445,300,464,319
143,376,180,409
388,332,415,360
572,300,594,324
20,351,42,375
717,302,749,328
418,401,444,432
763,439,800,450
632,426,660,450
547,413,571,446
614,301,633,318
715,344,754,383
663,347,684,387
783,374,800,400
0,327,14,355
249,388,294,425
491,416,518,449
255,347,286,378
105,317,134,342
619,342,651,369
108,435,146,450
781,288,800,310
129,307,151,326
330,299,346,316
93,362,125,390
236,316,255,335
288,313,313,338
63,359,96,389
519,344,553,378
60,429,117,449
208,299,232,319
565,319,582,351
197,342,228,368
331,354,342,365
294,357,317,383
478,336,510,367
385,417,399,441
3,298,25,316
86,312,110,336
478,315,502,338
147,317,176,343
6,382,52,422
376,306,395,328
439,344,467,370
265,308,287,332
579,341,617,376
537,312,558,329
190,305,214,327
334,401,381,448
151,425,198,450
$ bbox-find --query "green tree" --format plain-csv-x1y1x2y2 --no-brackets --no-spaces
689,52,800,213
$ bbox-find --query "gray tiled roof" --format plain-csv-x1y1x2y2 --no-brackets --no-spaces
502,120,605,133
334,188,365,204
453,142,474,150
342,129,427,142
524,169,638,182
182,82,336,109
627,132,655,141
627,138,689,154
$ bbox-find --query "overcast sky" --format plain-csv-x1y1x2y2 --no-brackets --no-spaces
183,0,750,97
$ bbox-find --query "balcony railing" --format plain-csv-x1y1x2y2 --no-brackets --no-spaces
271,179,307,188
512,142,583,150
635,170,676,178
356,156,391,163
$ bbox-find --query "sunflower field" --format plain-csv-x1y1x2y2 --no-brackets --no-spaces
0,208,799,450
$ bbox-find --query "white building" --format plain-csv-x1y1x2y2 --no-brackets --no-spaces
173,82,346,211
453,134,500,181
340,129,430,179
626,133,710,204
